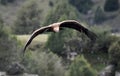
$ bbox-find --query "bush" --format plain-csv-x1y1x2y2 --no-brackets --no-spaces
66,55,97,76
108,40,120,70
0,16,20,71
78,26,119,70
83,26,119,53
0,0,15,5
69,0,94,14
45,1,80,57
49,1,54,7
22,51,65,76
13,0,42,34
104,0,119,12
44,1,80,25
94,6,106,24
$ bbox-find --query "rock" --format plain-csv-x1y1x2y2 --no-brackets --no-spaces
6,62,25,75
0,72,38,76
116,72,120,76
0,71,6,76
98,64,116,76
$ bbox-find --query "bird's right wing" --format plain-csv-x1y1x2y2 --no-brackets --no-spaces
60,20,97,40
23,26,51,54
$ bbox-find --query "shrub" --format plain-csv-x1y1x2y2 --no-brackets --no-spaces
79,26,119,70
22,51,65,76
67,55,97,76
44,1,80,25
104,0,119,12
108,40,120,70
94,6,106,24
69,0,94,14
0,0,15,5
0,16,20,71
45,1,80,57
13,0,42,34
84,26,119,53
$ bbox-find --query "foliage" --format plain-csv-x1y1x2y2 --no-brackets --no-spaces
0,15,4,30
13,0,42,34
104,0,119,12
108,40,120,70
82,26,119,53
66,55,97,76
45,1,80,57
77,26,119,71
0,0,15,5
44,0,80,25
22,51,65,76
49,1,54,7
0,16,20,71
94,6,106,24
46,29,78,57
69,0,94,14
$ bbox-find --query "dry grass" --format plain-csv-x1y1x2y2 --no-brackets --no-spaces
16,34,48,45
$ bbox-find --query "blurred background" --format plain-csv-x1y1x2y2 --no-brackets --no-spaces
0,0,120,76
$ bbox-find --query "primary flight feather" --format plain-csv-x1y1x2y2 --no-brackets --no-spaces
23,20,97,54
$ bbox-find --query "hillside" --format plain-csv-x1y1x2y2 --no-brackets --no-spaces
0,0,120,32
0,0,52,26
93,0,120,32
1,0,120,75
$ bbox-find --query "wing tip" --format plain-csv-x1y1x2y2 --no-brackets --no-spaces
22,47,26,56
89,32,97,41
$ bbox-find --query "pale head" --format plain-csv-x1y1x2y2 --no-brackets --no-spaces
50,22,61,32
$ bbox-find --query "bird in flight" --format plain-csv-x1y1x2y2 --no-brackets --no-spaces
23,20,97,54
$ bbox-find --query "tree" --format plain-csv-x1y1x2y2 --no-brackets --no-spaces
83,26,119,53
108,40,120,70
0,0,15,5
22,51,65,76
104,0,119,12
13,0,42,34
44,0,80,25
45,1,81,57
67,55,97,76
69,0,94,14
94,6,106,24
77,26,120,71
0,16,20,71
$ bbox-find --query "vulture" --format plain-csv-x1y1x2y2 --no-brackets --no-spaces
23,20,97,54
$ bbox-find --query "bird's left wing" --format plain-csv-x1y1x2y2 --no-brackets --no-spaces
23,26,51,54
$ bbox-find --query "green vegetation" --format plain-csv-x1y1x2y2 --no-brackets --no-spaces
13,0,42,34
45,1,80,57
0,0,15,5
16,34,48,45
94,6,106,24
108,40,120,70
0,16,20,71
69,0,94,14
44,0,80,25
0,0,120,76
104,0,119,12
23,51,65,76
66,55,97,76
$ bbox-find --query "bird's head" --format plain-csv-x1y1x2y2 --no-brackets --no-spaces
51,22,60,32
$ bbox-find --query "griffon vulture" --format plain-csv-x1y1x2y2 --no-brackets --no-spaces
23,20,97,54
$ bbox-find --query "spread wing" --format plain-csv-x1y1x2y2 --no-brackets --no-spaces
23,26,52,54
60,20,97,40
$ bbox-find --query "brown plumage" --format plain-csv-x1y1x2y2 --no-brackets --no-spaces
23,20,97,54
